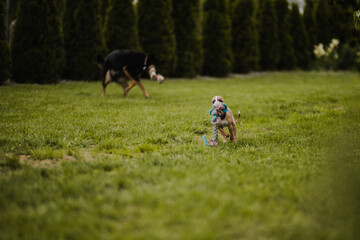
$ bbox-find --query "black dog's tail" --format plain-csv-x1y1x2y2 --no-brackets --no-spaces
97,55,104,69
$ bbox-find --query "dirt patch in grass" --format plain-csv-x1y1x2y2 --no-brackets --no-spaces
19,154,76,168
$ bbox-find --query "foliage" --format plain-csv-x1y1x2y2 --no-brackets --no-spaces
289,3,310,70
331,3,358,45
274,0,295,70
172,0,202,78
313,39,340,70
354,10,360,30
315,0,332,46
202,0,232,76
137,0,177,76
338,43,360,70
11,0,65,84
304,0,317,59
313,38,360,71
62,0,106,81
104,0,140,51
0,72,360,239
232,0,259,73
0,0,11,84
331,0,360,32
258,0,279,70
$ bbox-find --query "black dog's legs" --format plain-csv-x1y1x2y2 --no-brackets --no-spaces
123,67,149,98
101,70,112,97
114,78,129,96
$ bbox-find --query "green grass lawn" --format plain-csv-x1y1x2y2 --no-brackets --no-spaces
1,72,359,240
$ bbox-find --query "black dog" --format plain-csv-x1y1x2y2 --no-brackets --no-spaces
98,50,165,98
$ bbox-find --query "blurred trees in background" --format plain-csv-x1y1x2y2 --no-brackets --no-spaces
259,0,279,70
232,0,259,73
290,3,311,69
316,0,332,46
104,0,139,51
304,0,317,59
1,0,359,84
62,0,105,80
11,0,64,83
172,0,202,78
0,0,11,83
202,0,232,77
275,0,295,70
138,0,176,76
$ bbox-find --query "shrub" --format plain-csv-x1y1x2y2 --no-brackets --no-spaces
63,0,106,80
137,0,177,76
258,0,279,70
104,0,140,51
313,39,340,70
275,0,295,70
0,1,11,84
232,0,259,73
338,43,360,71
304,0,317,59
315,0,332,46
289,3,310,70
202,0,232,77
172,0,202,77
11,0,65,83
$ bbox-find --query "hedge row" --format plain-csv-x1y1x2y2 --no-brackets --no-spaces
1,0,359,83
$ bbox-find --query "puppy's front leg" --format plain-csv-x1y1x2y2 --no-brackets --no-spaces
218,127,229,142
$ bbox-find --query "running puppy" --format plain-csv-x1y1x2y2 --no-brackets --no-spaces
208,96,240,145
99,50,165,98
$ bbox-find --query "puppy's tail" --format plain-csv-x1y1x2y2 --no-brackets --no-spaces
235,111,241,124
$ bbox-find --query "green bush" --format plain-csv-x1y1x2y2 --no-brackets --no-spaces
232,0,259,73
104,0,140,51
330,3,357,46
258,0,279,70
315,0,332,46
0,0,11,84
137,0,177,76
304,0,317,60
172,0,202,78
275,0,295,70
289,3,310,70
338,43,359,71
63,0,106,80
312,39,340,70
11,0,65,84
202,0,232,77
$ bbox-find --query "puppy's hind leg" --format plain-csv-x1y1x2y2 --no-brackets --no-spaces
228,123,237,143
